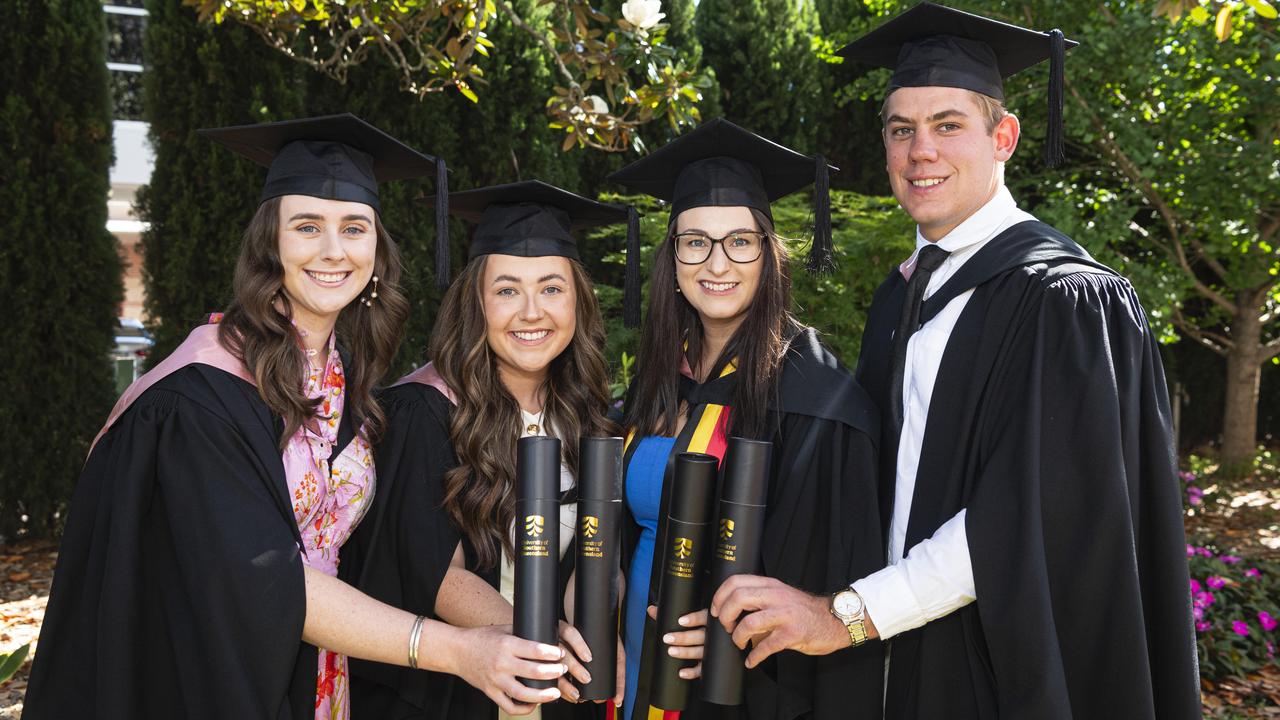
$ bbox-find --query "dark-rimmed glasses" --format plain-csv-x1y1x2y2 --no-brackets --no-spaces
672,229,765,264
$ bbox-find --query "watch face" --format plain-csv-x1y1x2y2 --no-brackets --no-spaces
834,591,863,617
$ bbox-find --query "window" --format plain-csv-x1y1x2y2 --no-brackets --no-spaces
104,3,146,120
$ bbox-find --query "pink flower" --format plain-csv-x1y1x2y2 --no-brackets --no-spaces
1187,544,1196,557
1193,606,1204,620
1221,555,1241,564
1247,568,1262,578
1233,620,1250,637
1207,576,1226,589
1186,486,1204,506
1196,620,1211,633
1259,612,1278,632
1190,578,1201,593
1268,641,1276,658
1198,547,1214,558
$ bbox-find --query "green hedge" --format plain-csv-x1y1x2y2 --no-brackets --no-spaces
0,0,121,539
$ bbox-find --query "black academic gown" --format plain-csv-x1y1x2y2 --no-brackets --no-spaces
341,382,583,720
624,327,884,720
855,221,1201,719
22,363,325,720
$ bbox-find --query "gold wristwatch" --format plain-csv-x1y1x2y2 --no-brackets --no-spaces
830,589,869,647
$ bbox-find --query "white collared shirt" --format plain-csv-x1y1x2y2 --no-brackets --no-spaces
852,186,1035,640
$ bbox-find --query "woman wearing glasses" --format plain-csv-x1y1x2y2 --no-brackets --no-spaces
607,119,885,719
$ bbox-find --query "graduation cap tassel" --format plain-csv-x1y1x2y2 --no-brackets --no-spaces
435,160,451,292
807,155,836,275
623,205,642,329
1044,29,1066,169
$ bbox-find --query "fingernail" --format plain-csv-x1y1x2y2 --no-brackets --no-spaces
560,664,569,674
663,633,674,644
668,646,678,656
569,686,580,700
583,672,592,683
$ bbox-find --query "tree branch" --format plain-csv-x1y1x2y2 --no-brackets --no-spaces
1265,336,1280,361
1172,305,1232,356
494,0,579,93
1064,82,1240,308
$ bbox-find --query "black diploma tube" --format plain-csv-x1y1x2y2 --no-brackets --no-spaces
514,435,562,689
573,436,624,701
650,452,719,711
700,437,772,706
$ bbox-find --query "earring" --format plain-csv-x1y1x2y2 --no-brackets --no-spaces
361,275,380,306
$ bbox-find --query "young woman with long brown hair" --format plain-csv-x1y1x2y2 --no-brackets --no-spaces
343,181,632,720
24,116,567,720
606,119,885,720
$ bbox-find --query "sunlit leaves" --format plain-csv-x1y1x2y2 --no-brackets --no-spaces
186,0,708,152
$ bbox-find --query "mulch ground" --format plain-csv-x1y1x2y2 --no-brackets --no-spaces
0,471,1276,716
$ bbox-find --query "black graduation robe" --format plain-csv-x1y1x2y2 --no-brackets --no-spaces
855,220,1201,719
22,363,326,720
624,327,884,720
341,381,584,720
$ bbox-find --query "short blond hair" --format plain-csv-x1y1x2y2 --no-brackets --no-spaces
880,89,1008,134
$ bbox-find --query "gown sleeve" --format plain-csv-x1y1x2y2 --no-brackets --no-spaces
23,371,312,720
964,271,1200,719
746,410,884,719
342,382,462,716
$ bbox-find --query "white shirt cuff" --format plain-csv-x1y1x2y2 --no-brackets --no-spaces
851,510,977,641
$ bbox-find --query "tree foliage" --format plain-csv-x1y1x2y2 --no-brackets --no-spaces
0,0,121,538
184,0,713,152
138,0,309,362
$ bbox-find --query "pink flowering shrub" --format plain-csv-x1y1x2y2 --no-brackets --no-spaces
1187,546,1280,679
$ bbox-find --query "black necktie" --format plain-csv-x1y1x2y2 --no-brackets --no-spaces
887,244,950,440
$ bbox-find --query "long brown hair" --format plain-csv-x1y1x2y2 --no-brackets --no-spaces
431,255,616,569
624,209,798,440
218,196,410,447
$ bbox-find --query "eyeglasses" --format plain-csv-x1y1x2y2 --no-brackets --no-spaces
671,229,766,264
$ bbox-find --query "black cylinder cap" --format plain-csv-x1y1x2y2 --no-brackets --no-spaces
517,436,562,501
720,438,771,506
579,437,624,502
670,453,719,523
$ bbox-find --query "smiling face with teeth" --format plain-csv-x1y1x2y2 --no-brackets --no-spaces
482,253,577,405
882,86,1020,241
276,194,378,340
673,205,764,334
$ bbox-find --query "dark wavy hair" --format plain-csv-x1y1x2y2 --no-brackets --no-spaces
430,255,616,569
624,209,798,440
217,196,410,448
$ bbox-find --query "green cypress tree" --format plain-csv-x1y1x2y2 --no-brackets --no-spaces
0,0,121,538
137,0,306,362
695,0,824,152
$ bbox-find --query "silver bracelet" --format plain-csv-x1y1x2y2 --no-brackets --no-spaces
408,615,427,669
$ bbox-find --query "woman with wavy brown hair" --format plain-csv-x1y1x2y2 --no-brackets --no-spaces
606,119,885,720
342,181,632,720
24,116,568,720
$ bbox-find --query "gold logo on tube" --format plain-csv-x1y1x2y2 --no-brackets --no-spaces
719,519,735,540
582,516,599,538
674,537,693,559
525,514,545,537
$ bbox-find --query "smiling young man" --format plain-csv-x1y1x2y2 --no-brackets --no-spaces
705,4,1201,719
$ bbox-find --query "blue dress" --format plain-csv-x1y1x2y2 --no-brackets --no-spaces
622,436,675,720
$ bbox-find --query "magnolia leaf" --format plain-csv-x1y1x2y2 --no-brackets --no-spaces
457,82,478,103
1190,5,1211,24
1215,4,1234,41
1245,0,1278,18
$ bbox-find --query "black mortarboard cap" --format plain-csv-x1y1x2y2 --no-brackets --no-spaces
199,113,449,255
443,180,643,327
837,2,1077,167
608,118,839,274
